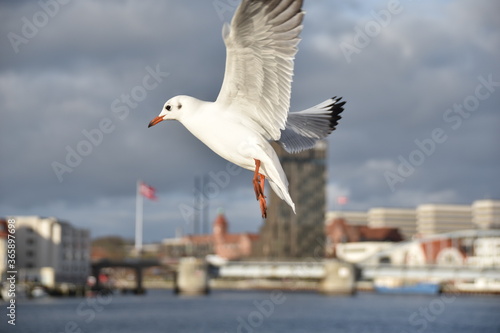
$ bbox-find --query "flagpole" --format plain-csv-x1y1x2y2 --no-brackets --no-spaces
135,180,143,255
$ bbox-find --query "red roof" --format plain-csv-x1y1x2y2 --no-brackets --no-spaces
185,234,213,244
326,218,403,243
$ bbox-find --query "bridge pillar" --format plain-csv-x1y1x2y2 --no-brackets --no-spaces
134,267,145,294
91,264,101,291
174,257,209,295
319,260,356,295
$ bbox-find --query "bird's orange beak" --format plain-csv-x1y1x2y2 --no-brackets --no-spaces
148,116,164,128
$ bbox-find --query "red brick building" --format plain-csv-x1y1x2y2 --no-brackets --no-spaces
162,212,259,260
213,213,259,260
325,218,403,257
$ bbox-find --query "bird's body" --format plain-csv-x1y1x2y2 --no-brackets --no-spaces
171,96,295,211
149,0,345,217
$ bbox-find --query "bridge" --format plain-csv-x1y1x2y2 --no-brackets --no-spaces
91,258,162,294
217,261,325,279
213,260,500,281
209,259,356,294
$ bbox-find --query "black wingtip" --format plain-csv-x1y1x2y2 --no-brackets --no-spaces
327,97,345,133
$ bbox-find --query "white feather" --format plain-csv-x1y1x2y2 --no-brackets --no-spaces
216,0,304,141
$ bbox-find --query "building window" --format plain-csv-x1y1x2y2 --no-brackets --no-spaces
379,256,391,264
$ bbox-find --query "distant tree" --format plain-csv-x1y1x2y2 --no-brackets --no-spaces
91,236,133,261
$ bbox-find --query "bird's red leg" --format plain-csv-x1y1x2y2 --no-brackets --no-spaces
253,159,262,200
253,159,267,218
259,174,267,218
259,174,266,196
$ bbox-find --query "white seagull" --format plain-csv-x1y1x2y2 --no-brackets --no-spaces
149,0,345,218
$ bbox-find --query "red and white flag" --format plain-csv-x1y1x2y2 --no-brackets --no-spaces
337,196,348,206
139,182,157,201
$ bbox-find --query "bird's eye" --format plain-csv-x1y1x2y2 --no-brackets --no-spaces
178,104,182,110
165,105,171,111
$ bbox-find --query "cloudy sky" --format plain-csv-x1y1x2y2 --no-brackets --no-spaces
1,0,499,242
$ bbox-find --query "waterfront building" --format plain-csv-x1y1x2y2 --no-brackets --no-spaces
213,213,259,260
161,212,259,260
368,208,417,240
416,204,473,236
4,216,90,288
472,199,500,230
324,218,403,259
335,242,397,263
253,142,327,258
327,200,500,240
466,237,500,267
326,211,368,226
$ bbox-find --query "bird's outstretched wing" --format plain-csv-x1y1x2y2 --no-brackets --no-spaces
279,97,345,153
216,0,304,141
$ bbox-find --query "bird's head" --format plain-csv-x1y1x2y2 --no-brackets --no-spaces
148,96,187,128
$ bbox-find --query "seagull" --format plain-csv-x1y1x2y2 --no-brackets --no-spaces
149,0,345,218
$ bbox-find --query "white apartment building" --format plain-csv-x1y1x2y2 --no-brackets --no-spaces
5,216,90,288
325,211,368,225
368,208,417,240
327,200,500,239
473,200,500,229
416,204,473,236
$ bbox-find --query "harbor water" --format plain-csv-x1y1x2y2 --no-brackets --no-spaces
1,289,499,333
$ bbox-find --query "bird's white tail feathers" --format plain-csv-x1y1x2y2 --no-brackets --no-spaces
257,97,345,214
268,179,296,213
260,146,296,213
